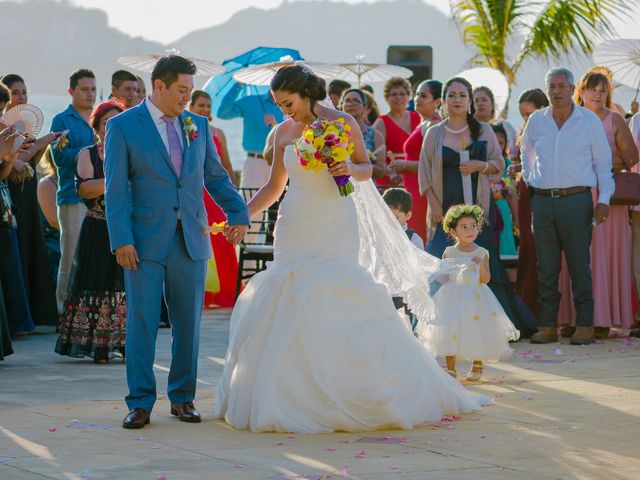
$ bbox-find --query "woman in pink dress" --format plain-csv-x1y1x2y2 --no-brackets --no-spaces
563,68,639,338
390,80,442,243
373,77,420,188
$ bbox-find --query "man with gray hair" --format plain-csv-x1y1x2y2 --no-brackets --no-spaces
520,67,614,345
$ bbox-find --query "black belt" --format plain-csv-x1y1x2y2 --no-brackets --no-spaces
531,186,590,198
247,152,265,160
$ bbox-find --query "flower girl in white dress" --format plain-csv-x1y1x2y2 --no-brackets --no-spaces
418,205,520,381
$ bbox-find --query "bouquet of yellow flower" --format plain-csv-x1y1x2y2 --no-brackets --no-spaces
294,117,355,196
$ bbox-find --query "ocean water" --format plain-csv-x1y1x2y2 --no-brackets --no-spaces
31,94,247,170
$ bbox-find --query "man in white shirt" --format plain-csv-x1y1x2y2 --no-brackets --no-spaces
520,67,614,346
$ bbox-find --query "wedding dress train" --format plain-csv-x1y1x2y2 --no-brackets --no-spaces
214,145,490,433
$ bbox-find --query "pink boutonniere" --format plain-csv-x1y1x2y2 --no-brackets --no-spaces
183,116,199,147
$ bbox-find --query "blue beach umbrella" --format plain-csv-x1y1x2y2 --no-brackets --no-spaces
204,46,303,121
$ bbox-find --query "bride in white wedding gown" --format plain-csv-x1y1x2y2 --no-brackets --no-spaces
214,65,490,433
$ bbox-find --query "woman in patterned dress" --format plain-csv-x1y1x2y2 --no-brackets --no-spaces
55,100,126,363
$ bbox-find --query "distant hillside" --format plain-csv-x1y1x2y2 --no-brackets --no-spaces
175,0,474,78
0,0,164,93
1,0,626,116
176,0,597,114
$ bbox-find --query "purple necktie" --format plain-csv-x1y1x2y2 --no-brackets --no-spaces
161,115,183,177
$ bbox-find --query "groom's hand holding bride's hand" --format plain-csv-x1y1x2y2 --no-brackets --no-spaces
115,244,139,270
224,224,250,245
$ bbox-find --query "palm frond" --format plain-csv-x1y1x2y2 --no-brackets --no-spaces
450,0,524,82
512,0,633,74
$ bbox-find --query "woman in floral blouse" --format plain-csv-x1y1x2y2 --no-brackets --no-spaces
55,100,126,364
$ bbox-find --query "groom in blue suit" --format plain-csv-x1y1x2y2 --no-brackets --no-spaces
105,55,250,429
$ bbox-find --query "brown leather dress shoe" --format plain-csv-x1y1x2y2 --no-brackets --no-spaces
170,402,201,423
122,408,150,429
594,327,609,340
530,327,558,344
570,326,595,345
559,326,576,338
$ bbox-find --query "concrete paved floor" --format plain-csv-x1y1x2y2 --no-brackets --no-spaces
1,310,639,480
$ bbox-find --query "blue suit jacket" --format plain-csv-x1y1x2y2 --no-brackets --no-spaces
104,102,249,262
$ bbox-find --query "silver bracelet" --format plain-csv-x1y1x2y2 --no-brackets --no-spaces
482,163,490,174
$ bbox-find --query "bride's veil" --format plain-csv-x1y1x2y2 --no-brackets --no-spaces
351,178,449,325
302,62,452,327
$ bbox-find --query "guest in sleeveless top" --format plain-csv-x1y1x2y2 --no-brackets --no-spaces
339,89,387,179
37,147,61,284
391,80,443,242
189,90,239,308
373,77,419,187
56,100,126,363
557,69,639,339
1,74,61,326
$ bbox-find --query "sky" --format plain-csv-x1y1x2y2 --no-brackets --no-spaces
61,0,451,43
41,0,638,44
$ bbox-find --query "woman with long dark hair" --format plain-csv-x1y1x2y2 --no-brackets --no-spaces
419,77,537,337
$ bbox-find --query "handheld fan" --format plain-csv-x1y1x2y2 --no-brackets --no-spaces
0,104,44,136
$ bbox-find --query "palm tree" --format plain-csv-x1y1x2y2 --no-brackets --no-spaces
450,0,634,116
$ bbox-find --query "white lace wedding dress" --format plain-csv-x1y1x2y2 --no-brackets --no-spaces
214,145,490,433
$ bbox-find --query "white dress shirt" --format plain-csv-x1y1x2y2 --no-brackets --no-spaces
520,105,615,205
145,98,184,152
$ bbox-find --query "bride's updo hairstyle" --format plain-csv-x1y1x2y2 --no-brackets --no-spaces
270,65,327,110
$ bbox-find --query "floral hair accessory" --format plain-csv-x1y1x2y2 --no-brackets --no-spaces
442,204,485,233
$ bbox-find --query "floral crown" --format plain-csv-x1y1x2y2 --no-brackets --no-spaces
442,204,485,233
